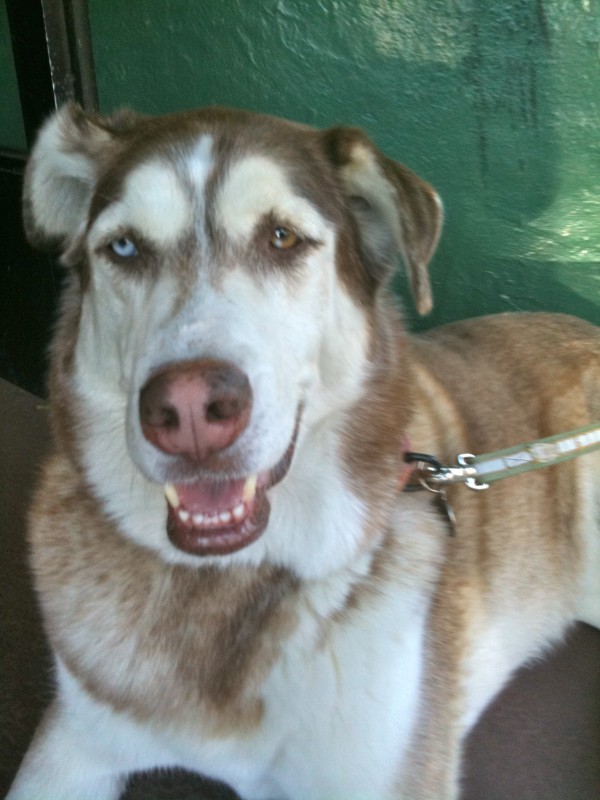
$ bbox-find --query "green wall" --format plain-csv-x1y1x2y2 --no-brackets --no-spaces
11,0,600,328
0,1,26,150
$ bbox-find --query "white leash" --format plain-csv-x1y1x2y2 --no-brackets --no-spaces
407,422,600,492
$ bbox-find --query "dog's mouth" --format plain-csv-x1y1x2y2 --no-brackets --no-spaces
164,418,300,556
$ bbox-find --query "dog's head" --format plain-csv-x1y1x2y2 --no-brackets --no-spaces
25,105,441,570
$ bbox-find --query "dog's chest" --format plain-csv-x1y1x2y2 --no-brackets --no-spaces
56,540,428,800
121,575,428,800
37,458,439,798
248,581,428,800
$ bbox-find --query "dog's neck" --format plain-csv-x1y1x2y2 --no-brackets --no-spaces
338,300,417,538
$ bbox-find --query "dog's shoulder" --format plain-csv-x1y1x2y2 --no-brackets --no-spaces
411,312,600,415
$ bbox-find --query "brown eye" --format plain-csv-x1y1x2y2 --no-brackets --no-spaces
270,226,298,250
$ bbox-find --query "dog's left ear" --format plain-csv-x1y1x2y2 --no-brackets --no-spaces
321,127,443,315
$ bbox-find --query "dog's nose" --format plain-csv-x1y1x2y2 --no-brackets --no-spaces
139,360,252,462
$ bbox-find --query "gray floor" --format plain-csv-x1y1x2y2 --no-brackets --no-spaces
1,378,599,799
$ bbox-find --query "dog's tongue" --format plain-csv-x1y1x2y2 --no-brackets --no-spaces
174,477,250,515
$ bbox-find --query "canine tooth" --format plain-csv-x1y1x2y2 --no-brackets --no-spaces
164,483,180,509
178,509,190,523
219,511,232,524
193,512,205,526
243,474,257,503
232,503,245,521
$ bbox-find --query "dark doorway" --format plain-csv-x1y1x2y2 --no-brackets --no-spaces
1,0,97,395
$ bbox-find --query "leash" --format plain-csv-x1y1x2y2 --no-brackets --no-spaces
403,422,600,534
405,422,600,492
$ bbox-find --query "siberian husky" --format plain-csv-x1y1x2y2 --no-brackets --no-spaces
8,105,600,799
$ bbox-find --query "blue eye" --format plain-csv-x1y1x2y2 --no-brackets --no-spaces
110,238,138,258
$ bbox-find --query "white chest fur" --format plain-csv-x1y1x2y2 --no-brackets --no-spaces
55,563,429,800
256,583,428,799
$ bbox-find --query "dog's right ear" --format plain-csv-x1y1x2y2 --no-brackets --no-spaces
23,103,133,252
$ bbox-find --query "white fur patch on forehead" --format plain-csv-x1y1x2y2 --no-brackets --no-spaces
215,155,326,241
186,134,214,191
92,160,192,245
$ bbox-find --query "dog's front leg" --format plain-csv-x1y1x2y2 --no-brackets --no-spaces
6,700,125,800
395,738,462,800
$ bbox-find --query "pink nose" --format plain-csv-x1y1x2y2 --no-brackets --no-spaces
139,359,252,463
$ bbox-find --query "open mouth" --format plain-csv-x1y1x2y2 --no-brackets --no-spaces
164,417,300,556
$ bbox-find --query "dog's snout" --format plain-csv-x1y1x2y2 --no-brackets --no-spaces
139,360,252,462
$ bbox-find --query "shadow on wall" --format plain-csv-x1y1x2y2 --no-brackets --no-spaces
366,0,600,329
397,260,600,334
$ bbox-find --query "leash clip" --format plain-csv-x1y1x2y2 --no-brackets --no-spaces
405,452,489,491
455,453,490,491
402,452,461,534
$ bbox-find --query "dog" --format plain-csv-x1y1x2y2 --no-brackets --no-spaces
8,104,600,800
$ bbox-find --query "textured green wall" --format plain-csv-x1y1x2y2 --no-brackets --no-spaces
0,1,26,150
38,2,600,326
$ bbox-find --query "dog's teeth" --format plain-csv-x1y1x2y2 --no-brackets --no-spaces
164,483,180,509
243,474,257,503
183,510,240,528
